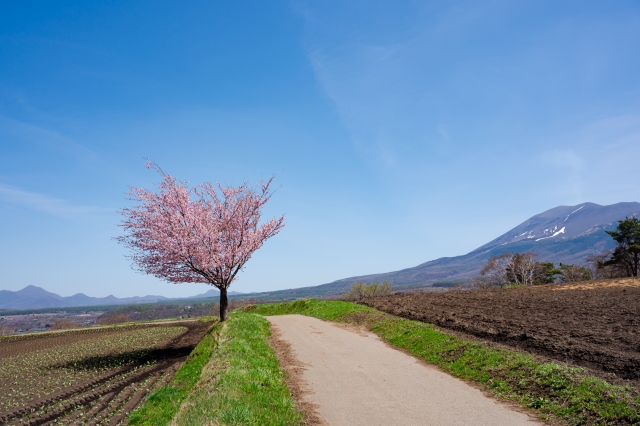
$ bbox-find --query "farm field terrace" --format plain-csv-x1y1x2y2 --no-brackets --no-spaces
359,277,640,384
0,320,213,425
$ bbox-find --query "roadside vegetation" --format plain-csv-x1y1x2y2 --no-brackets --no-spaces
129,312,303,426
246,299,640,425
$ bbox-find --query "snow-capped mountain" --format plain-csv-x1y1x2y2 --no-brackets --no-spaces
256,202,640,298
470,202,640,253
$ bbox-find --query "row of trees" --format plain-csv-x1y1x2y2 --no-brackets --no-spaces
472,216,640,289
585,252,629,279
471,252,590,289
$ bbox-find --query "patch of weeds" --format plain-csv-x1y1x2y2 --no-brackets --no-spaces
529,397,549,409
505,283,527,289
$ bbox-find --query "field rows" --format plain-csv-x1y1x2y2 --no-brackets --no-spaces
0,321,212,425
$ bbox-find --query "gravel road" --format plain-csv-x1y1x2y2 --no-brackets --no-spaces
267,314,542,426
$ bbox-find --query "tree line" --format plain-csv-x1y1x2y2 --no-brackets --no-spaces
472,216,640,289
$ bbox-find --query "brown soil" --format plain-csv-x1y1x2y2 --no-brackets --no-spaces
0,322,192,360
0,321,212,425
359,277,640,384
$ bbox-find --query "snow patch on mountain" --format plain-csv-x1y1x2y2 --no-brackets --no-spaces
536,226,566,241
565,205,585,221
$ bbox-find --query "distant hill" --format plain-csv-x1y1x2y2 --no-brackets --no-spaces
187,288,245,298
250,202,640,299
0,285,246,310
0,286,172,310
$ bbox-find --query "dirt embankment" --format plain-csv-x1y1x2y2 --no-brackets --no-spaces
359,278,640,383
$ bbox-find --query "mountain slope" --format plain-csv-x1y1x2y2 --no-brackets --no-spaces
187,288,245,298
471,202,640,253
257,202,639,298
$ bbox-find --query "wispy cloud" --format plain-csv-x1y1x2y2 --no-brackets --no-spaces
0,115,98,163
0,184,111,218
580,115,640,151
296,0,640,183
541,149,585,201
296,1,509,168
437,125,451,142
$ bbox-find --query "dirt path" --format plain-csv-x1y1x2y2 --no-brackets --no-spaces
267,314,542,426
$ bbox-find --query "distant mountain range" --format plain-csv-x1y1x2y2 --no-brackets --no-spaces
3,202,638,309
248,202,640,299
0,285,243,310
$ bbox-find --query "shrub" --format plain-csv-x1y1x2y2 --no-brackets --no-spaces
558,263,592,282
343,282,393,299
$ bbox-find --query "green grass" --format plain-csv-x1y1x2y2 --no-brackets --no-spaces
246,299,640,426
128,313,303,426
169,312,304,426
246,298,370,320
127,320,222,425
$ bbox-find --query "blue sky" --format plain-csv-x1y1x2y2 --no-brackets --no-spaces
1,1,639,298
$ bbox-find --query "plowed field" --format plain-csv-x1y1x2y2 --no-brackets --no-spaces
0,320,212,425
359,278,640,383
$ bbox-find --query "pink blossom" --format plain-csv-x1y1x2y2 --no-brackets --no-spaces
117,163,284,320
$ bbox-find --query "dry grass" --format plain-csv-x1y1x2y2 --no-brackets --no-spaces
343,282,393,299
551,276,640,291
97,313,133,325
49,319,82,330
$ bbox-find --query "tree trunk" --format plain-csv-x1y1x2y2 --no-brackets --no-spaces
219,287,228,322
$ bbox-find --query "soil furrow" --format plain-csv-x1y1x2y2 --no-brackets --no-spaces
107,373,163,426
0,321,213,425
27,360,172,425
359,277,640,384
0,366,134,423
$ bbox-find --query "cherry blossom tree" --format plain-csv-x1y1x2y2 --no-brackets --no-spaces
117,162,285,321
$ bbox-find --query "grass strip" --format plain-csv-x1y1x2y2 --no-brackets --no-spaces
169,311,305,426
127,319,221,425
246,299,640,426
